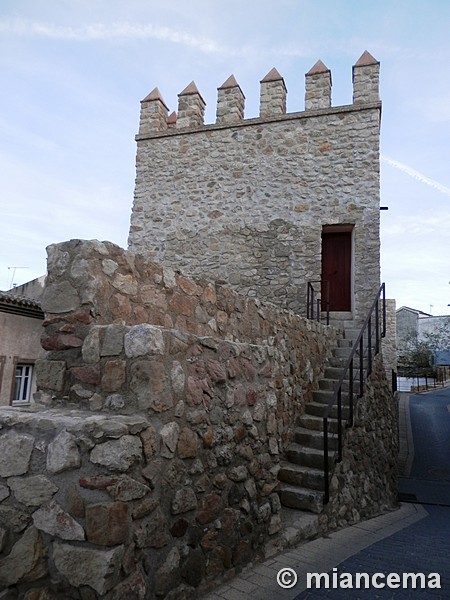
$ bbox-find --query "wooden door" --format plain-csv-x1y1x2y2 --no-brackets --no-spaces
321,231,352,312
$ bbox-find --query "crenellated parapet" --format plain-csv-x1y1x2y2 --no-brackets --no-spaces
216,75,245,124
137,50,380,136
352,50,380,104
259,67,287,117
139,87,169,134
305,60,332,110
176,81,206,128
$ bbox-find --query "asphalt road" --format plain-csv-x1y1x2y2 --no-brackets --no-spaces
294,386,450,599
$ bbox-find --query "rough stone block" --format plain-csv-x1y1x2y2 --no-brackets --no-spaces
90,435,143,471
0,431,34,477
40,281,79,313
32,500,85,541
52,541,124,595
8,475,58,507
86,502,129,546
34,360,66,392
0,526,47,586
46,430,80,474
124,324,165,358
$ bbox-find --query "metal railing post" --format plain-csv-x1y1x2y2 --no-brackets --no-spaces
337,388,342,462
323,417,329,504
359,336,364,397
349,359,354,426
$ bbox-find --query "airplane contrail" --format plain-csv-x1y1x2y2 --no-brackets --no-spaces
381,155,450,198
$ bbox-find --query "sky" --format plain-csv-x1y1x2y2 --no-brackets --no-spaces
1,0,449,315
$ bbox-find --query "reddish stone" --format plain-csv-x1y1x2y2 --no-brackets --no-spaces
221,508,240,540
201,529,218,550
202,284,217,304
177,276,202,296
186,376,206,406
70,365,101,385
170,519,189,538
232,539,252,566
140,425,159,459
202,427,214,448
241,359,257,380
206,359,227,383
86,502,129,546
187,360,207,378
110,293,131,322
42,332,83,351
246,389,257,406
234,425,247,443
80,475,118,490
259,362,273,378
196,493,222,525
101,359,126,392
59,324,76,333
177,427,199,459
233,384,246,406
131,305,148,324
205,547,227,580
226,357,241,378
67,308,93,324
169,293,197,317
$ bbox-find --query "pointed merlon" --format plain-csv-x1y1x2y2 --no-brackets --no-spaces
261,67,284,83
178,80,206,106
167,111,177,125
354,51,379,66
218,74,239,89
307,60,330,75
141,87,169,110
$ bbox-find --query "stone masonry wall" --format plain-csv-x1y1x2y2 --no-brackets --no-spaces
36,239,338,407
321,355,398,530
129,53,381,322
0,239,340,598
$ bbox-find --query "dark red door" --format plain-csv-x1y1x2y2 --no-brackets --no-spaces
321,231,352,311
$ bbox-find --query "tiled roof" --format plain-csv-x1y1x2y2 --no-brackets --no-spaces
0,291,44,319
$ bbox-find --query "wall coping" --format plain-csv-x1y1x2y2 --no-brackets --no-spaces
135,101,382,142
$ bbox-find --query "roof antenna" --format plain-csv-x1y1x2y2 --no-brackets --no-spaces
7,267,28,289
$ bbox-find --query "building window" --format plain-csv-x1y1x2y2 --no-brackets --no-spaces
13,364,33,404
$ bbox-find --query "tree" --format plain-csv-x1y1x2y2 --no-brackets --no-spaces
398,317,450,378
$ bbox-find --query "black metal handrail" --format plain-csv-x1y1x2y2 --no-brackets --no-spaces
307,280,330,325
323,283,386,504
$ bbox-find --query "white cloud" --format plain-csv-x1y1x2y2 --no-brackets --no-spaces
0,18,230,55
381,155,450,198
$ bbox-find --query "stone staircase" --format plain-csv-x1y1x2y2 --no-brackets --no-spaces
277,317,362,514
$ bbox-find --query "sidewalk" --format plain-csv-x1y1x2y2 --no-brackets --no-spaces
203,503,428,600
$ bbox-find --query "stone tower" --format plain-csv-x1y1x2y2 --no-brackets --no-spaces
129,52,381,322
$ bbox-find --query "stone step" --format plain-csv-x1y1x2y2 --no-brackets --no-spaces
278,462,325,491
305,401,349,420
336,338,353,348
299,414,340,434
277,484,324,513
294,427,338,451
319,378,350,392
333,347,353,359
285,443,335,469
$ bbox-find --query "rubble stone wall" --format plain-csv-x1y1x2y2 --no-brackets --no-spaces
0,239,340,598
320,355,399,530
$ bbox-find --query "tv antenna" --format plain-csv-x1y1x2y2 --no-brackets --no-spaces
8,267,28,289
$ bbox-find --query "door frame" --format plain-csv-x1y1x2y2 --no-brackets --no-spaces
321,224,354,314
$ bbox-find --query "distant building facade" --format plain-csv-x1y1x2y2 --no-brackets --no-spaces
0,278,45,406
